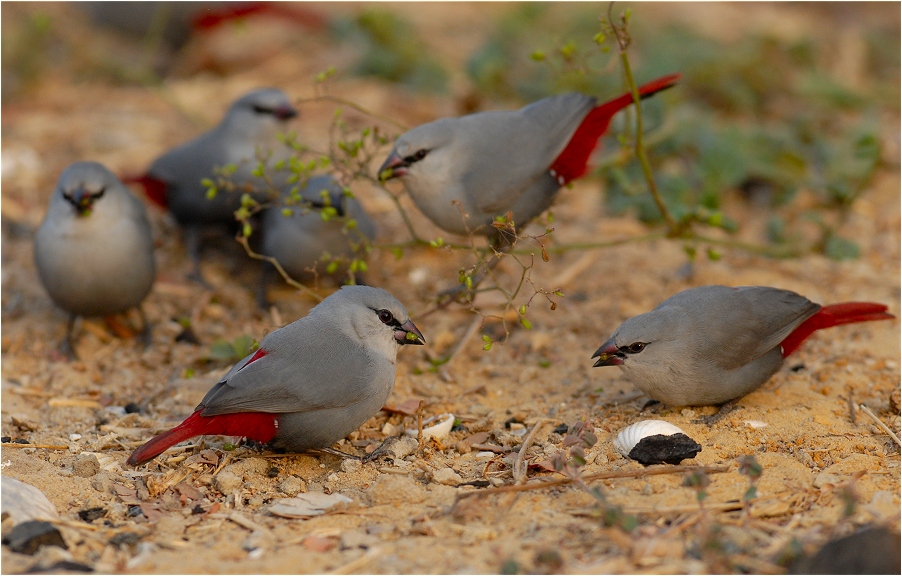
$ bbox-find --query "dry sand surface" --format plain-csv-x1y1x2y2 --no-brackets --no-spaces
2,2,899,574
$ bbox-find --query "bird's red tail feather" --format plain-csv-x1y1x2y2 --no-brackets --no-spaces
549,73,681,185
122,174,169,209
126,410,279,466
780,302,894,357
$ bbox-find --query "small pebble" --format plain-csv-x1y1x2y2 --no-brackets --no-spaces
277,476,306,497
124,402,141,414
68,434,82,442
1,521,66,555
73,453,100,478
341,459,362,474
213,470,243,494
432,468,462,485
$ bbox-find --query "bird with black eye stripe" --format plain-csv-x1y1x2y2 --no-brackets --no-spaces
127,88,299,286
34,161,156,359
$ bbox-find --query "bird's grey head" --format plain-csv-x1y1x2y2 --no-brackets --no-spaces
378,119,455,182
53,161,121,217
592,307,681,369
317,285,425,348
222,88,298,134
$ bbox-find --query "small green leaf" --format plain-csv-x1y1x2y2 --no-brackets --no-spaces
593,32,606,45
530,50,545,61
281,208,293,217
706,248,721,261
520,317,532,330
518,305,527,315
483,342,493,351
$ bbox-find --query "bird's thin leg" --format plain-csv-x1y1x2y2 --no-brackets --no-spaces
257,262,274,311
315,446,363,461
436,232,513,307
137,306,152,349
60,314,79,360
184,225,213,288
692,400,738,426
362,436,401,463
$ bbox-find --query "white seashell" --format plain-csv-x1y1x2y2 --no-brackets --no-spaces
268,492,353,518
744,420,769,429
405,413,455,441
613,420,686,458
1,477,58,524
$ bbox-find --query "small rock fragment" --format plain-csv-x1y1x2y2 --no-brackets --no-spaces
388,437,419,460
268,493,353,518
341,459,362,474
73,453,100,477
2,521,66,555
277,476,306,497
432,468,462,486
77,507,106,522
213,470,243,494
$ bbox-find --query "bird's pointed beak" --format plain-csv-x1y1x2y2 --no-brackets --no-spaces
395,319,425,346
592,338,624,367
64,187,99,217
274,105,298,120
378,152,408,182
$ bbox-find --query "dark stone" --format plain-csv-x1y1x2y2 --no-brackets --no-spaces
1,436,10,443
108,532,142,547
2,521,67,555
628,433,702,466
123,403,141,414
552,423,569,435
266,467,280,478
77,508,106,522
25,560,94,573
790,525,901,574
790,363,806,372
126,505,143,518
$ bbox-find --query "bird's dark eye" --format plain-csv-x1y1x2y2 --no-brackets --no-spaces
252,105,273,115
404,149,429,163
377,309,394,324
626,342,646,354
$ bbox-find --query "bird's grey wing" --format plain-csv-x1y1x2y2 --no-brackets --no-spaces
198,329,372,415
664,285,821,370
465,94,595,215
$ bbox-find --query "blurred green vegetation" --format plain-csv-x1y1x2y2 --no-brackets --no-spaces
458,4,897,260
331,9,449,94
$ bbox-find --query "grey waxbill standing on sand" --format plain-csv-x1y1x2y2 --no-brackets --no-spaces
34,161,156,359
378,74,679,300
592,285,894,419
128,88,298,285
127,285,425,466
258,175,377,308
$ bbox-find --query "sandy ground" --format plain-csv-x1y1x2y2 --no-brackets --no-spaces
2,3,900,574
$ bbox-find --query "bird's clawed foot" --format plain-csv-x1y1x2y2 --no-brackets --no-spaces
362,436,401,463
691,400,737,426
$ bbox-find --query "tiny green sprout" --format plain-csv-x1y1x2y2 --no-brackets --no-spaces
482,334,492,343
559,41,577,60
483,342,493,351
391,247,404,260
319,156,331,168
184,367,195,378
518,305,527,315
235,207,250,220
623,7,632,21
242,223,253,237
361,127,371,137
465,275,473,289
320,206,338,221
378,168,394,182
520,317,533,330
240,193,254,207
683,245,697,261
707,211,723,227
453,418,462,428
706,248,722,261
205,187,218,200
405,331,419,342
273,159,286,171
530,50,546,62
200,178,214,188
319,189,332,203
222,443,237,451
281,208,293,217
357,260,368,273
593,32,606,45
349,259,360,273
346,219,358,230
222,163,238,176
326,261,339,274
538,358,551,368
553,290,563,297
342,186,353,197
429,237,445,248
547,211,554,223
